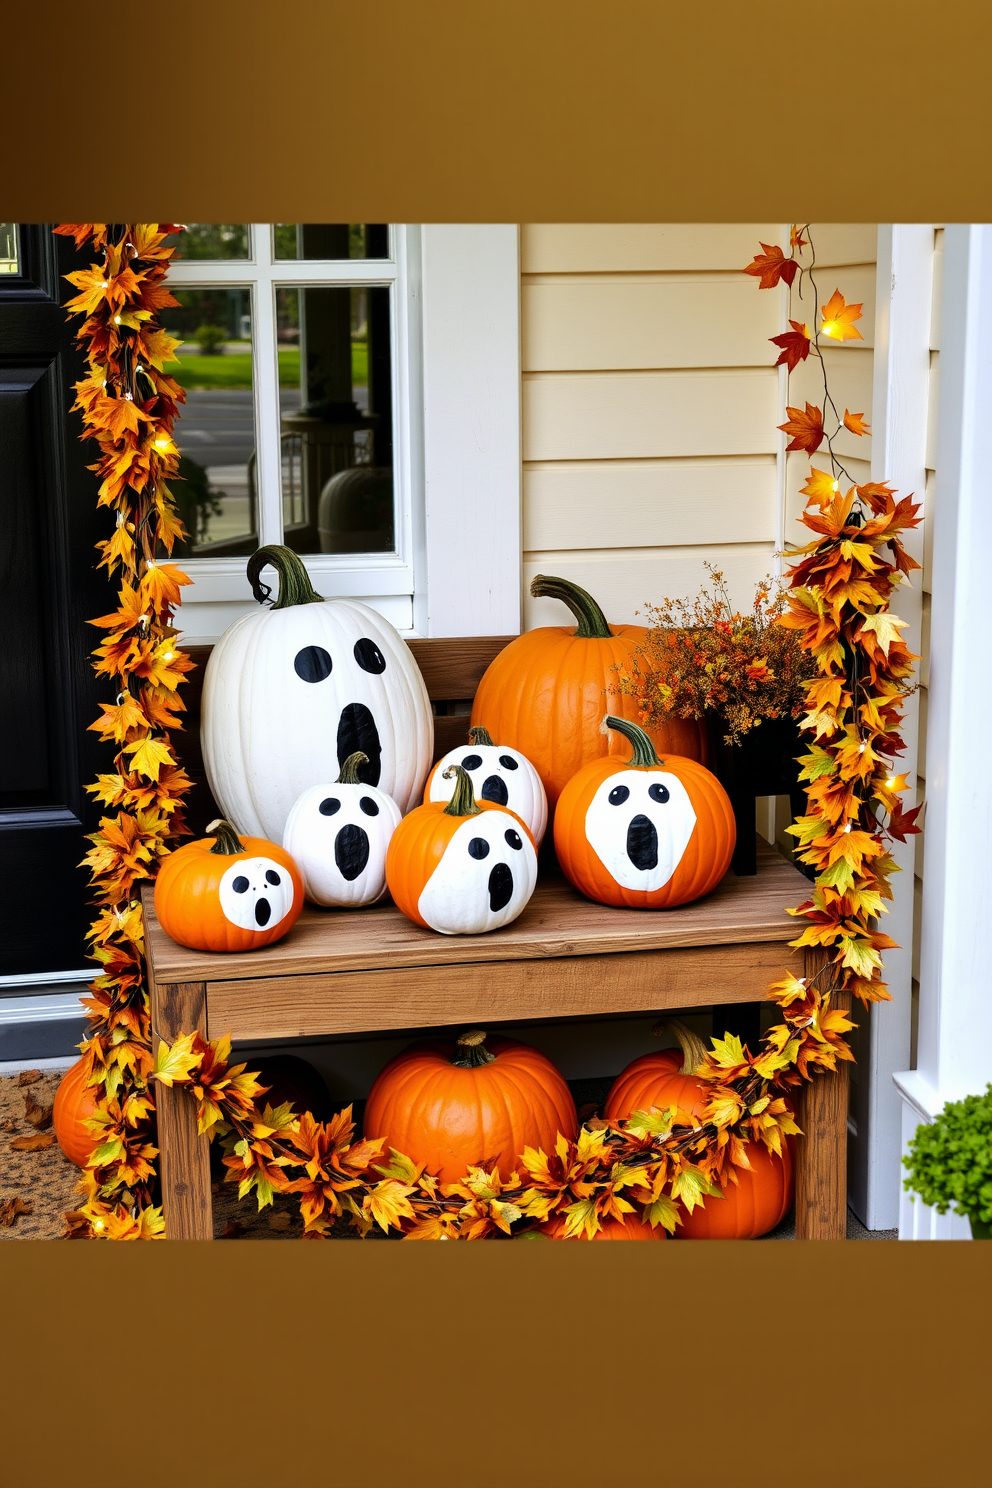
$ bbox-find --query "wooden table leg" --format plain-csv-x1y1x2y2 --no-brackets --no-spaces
794,949,852,1240
150,979,213,1241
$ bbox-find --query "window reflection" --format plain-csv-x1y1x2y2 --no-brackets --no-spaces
159,288,258,556
167,224,250,260
275,285,394,554
273,224,389,260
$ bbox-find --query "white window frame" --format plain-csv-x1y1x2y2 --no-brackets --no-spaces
169,222,423,639
169,223,523,644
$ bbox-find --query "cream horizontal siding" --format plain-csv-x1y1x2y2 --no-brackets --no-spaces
520,223,790,630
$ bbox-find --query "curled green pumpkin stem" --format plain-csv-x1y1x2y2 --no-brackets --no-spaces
651,1018,709,1075
337,752,370,785
602,714,662,768
442,764,482,818
247,544,324,609
468,725,495,747
452,1029,497,1068
206,818,246,856
529,574,614,639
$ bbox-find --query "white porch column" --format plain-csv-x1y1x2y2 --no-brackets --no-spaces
894,223,992,1239
848,226,932,1230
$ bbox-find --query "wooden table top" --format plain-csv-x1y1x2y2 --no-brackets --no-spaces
143,839,809,987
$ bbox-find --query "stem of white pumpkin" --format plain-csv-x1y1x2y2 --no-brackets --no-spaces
337,752,369,785
247,545,324,609
468,725,496,747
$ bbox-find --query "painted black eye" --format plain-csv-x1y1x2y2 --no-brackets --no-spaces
648,782,670,804
232,876,250,893
294,645,333,683
265,869,282,886
505,828,523,851
468,837,490,859
359,796,379,817
609,785,630,806
319,797,341,816
461,754,483,771
499,755,519,771
354,637,386,674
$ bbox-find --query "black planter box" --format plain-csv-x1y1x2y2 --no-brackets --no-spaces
707,716,808,875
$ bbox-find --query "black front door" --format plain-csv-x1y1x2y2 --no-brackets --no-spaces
0,224,111,979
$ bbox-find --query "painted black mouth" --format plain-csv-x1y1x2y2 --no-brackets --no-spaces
337,703,382,785
481,774,508,806
335,824,370,882
627,814,659,871
255,898,271,926
488,862,513,912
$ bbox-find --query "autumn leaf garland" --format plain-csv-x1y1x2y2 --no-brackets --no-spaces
56,223,193,1240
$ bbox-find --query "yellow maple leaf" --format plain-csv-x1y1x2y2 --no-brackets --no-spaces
859,612,909,655
820,289,864,342
124,736,175,782
801,467,840,509
152,1032,201,1087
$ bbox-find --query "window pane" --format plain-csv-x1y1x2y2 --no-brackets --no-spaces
166,223,250,260
159,288,258,557
0,224,18,274
273,224,389,260
275,285,394,555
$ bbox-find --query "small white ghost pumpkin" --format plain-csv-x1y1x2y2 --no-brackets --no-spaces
283,752,402,907
554,715,736,909
425,726,548,845
386,765,538,935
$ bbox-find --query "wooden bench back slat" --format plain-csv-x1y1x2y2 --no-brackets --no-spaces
176,636,514,832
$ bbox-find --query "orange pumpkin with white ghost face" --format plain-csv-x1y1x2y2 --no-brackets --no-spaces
154,819,304,953
554,715,735,909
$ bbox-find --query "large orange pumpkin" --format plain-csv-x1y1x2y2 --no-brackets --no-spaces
53,1055,101,1168
604,1022,794,1239
154,819,304,953
554,715,735,909
471,574,706,810
538,1212,667,1241
363,1029,578,1185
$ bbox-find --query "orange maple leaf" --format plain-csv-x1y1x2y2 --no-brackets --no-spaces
770,319,811,372
820,289,864,342
790,225,808,252
742,243,799,290
843,409,871,437
779,403,825,453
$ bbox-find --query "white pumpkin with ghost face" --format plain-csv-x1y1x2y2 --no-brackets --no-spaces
283,752,402,907
201,546,433,844
386,765,538,935
425,727,548,845
553,715,736,909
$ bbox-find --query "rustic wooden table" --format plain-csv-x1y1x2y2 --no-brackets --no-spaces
143,840,848,1241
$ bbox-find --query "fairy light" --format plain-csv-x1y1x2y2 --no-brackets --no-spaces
114,315,121,324
843,822,852,833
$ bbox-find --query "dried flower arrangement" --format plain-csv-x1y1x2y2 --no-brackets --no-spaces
620,564,816,746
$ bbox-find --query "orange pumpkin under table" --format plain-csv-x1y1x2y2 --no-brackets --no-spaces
605,1022,795,1239
53,1055,101,1168
364,1029,578,1186
538,1213,667,1241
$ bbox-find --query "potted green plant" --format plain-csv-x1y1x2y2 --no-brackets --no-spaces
902,1085,992,1238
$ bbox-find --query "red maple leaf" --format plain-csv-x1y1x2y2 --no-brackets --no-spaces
743,243,800,290
779,402,825,453
770,320,812,372
887,801,923,842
